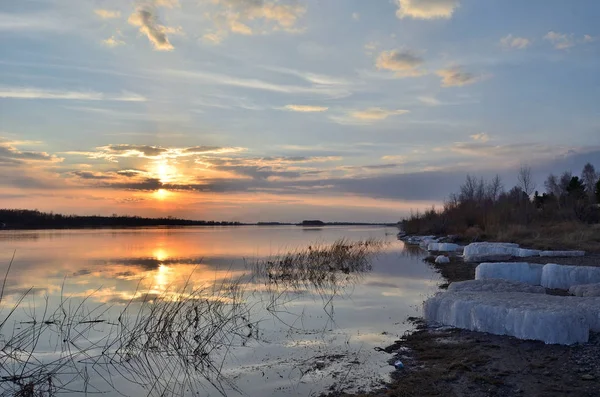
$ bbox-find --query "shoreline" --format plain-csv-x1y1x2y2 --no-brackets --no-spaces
326,236,600,397
0,223,394,231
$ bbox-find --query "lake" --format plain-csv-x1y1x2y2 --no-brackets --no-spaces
0,226,440,396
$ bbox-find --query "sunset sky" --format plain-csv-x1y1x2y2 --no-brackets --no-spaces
1,0,599,222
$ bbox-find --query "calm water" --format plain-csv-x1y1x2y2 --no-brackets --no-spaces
0,226,440,396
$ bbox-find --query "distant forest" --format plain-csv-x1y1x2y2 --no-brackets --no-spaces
0,209,243,229
0,210,392,230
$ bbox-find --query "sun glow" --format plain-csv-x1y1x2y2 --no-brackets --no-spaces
153,248,169,262
153,189,171,200
153,160,178,183
154,264,172,291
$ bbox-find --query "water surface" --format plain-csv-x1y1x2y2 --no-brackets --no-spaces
0,226,440,396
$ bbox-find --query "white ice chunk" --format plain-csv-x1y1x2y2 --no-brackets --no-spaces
424,291,600,345
540,250,585,257
448,279,546,294
435,255,450,264
475,262,544,285
541,264,600,289
405,235,437,246
463,242,519,262
419,237,439,249
427,243,462,252
569,283,600,297
515,248,541,258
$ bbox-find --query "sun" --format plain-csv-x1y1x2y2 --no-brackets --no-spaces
153,189,171,200
152,160,177,183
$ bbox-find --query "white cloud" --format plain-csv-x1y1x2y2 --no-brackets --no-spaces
102,36,125,47
500,34,531,50
381,155,405,162
544,31,575,50
0,12,68,32
470,132,490,142
352,12,360,20
351,108,409,121
163,69,351,98
0,87,146,102
202,32,226,44
418,96,441,106
283,105,329,112
436,67,484,87
94,9,121,19
155,0,180,8
202,0,306,42
394,0,460,20
128,8,175,51
544,31,597,50
375,49,426,77
331,108,410,124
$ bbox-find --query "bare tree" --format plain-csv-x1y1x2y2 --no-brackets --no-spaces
559,171,573,194
475,177,486,203
517,165,536,197
459,174,478,202
486,174,504,201
581,163,598,202
544,173,561,197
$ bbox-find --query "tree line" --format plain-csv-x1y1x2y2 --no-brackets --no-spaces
402,162,600,236
0,209,243,229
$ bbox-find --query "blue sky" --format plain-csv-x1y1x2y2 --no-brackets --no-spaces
1,0,599,222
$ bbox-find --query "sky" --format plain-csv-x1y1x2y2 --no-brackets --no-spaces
1,0,599,222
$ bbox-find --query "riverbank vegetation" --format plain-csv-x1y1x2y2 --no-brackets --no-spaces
402,163,600,252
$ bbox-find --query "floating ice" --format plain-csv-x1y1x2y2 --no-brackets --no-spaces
540,250,586,257
435,255,450,264
424,291,600,345
463,242,520,262
541,264,600,289
475,262,544,285
427,243,462,252
569,283,600,297
448,279,546,294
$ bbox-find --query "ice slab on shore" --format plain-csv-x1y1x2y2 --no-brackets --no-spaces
419,238,439,249
569,283,600,297
428,243,462,252
540,250,586,257
463,242,520,262
475,262,544,286
515,249,541,258
424,291,600,345
541,264,600,289
435,255,450,264
448,279,546,294
404,235,436,245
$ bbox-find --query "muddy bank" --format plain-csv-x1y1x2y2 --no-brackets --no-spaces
326,318,600,397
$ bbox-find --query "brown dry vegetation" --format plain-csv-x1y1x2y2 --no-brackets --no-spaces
487,222,600,253
402,165,600,253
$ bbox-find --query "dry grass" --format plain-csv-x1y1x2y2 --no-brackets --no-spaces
0,272,255,396
251,238,385,329
486,222,600,252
